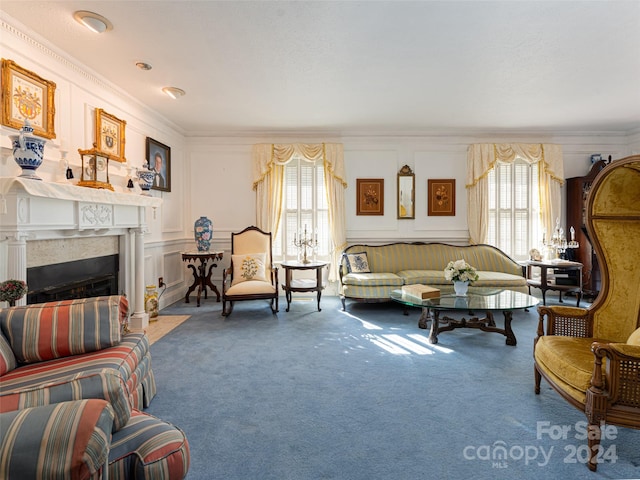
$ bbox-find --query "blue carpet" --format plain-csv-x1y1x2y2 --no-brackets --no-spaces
146,296,640,480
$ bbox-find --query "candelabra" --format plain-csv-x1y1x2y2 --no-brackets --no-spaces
293,225,318,264
543,218,579,259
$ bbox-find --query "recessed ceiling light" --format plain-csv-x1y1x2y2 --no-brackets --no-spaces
162,87,186,99
73,11,113,34
136,62,153,71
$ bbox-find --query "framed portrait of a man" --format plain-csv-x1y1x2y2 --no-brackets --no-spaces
146,137,171,192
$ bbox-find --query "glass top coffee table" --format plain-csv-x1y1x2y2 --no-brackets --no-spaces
390,287,539,346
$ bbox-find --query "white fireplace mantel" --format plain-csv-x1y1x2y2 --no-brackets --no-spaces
0,177,162,329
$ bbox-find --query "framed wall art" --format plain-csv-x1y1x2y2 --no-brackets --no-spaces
428,179,456,216
95,108,126,162
356,178,384,215
146,137,171,192
1,59,57,139
397,165,415,219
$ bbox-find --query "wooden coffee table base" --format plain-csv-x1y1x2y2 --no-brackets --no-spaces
418,308,517,346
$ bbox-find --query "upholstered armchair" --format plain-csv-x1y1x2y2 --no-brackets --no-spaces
533,155,640,471
222,226,279,316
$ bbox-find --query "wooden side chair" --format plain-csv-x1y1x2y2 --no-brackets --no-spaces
533,155,640,471
222,226,279,316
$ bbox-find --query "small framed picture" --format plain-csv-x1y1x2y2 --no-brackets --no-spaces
95,108,126,162
428,179,456,216
1,59,57,139
356,178,384,215
146,137,171,192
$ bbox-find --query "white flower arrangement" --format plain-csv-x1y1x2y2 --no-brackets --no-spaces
444,259,479,283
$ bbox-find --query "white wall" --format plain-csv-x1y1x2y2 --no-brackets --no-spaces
1,15,190,308
2,15,637,306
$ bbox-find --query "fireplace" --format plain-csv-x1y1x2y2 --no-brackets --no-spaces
27,254,119,303
0,177,161,329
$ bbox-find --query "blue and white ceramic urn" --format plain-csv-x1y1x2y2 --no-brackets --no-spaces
137,163,155,195
194,216,213,252
10,119,46,180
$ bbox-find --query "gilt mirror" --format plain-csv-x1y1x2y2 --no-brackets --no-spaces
397,165,415,219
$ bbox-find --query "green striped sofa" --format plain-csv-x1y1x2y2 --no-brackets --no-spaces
339,242,527,310
0,296,190,479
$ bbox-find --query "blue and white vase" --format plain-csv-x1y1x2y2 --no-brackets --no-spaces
194,216,213,252
10,119,46,180
453,280,469,296
137,164,155,195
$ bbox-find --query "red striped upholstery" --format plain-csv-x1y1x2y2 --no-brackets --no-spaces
0,334,156,427
109,410,190,479
0,296,127,364
0,399,114,479
0,370,132,432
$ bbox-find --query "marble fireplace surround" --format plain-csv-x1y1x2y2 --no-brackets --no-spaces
0,177,162,329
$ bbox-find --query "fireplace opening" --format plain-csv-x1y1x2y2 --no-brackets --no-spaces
27,255,119,304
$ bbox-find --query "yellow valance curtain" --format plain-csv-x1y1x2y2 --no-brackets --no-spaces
252,143,347,281
466,143,564,245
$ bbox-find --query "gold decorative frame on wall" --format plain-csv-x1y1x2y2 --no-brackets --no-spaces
397,165,415,219
95,108,126,162
1,59,57,139
356,178,384,215
428,179,456,216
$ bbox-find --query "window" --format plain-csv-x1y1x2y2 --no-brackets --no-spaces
273,158,329,262
487,160,540,261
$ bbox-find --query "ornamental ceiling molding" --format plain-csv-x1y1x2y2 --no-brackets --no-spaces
1,17,179,133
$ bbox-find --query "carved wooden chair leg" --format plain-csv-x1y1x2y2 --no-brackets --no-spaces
587,422,601,471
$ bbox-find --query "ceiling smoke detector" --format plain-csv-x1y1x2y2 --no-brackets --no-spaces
73,11,113,34
162,87,186,99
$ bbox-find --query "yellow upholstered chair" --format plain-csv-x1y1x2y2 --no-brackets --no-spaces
534,155,640,471
222,226,279,316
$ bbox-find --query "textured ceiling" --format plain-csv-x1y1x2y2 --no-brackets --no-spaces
2,1,639,136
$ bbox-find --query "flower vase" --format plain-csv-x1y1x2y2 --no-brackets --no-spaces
10,119,46,180
194,216,213,252
453,280,469,296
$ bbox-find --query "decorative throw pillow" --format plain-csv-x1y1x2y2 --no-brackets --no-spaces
345,252,371,273
627,327,640,346
232,253,268,285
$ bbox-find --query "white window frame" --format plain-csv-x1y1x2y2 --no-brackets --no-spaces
273,158,329,264
487,160,540,261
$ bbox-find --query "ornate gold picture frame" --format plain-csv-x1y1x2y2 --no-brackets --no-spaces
428,179,456,216
356,178,384,215
95,108,126,162
1,59,56,139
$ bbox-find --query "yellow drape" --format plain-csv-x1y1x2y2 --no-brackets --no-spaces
466,143,564,245
253,143,347,281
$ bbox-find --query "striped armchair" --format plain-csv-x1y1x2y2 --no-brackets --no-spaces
0,296,190,479
339,242,527,310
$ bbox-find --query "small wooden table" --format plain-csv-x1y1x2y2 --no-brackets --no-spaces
525,260,583,307
280,261,328,312
181,251,223,307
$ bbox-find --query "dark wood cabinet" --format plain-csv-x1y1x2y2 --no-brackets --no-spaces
565,160,607,297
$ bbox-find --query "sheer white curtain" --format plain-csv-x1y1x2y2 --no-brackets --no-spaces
252,143,347,281
466,143,564,245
